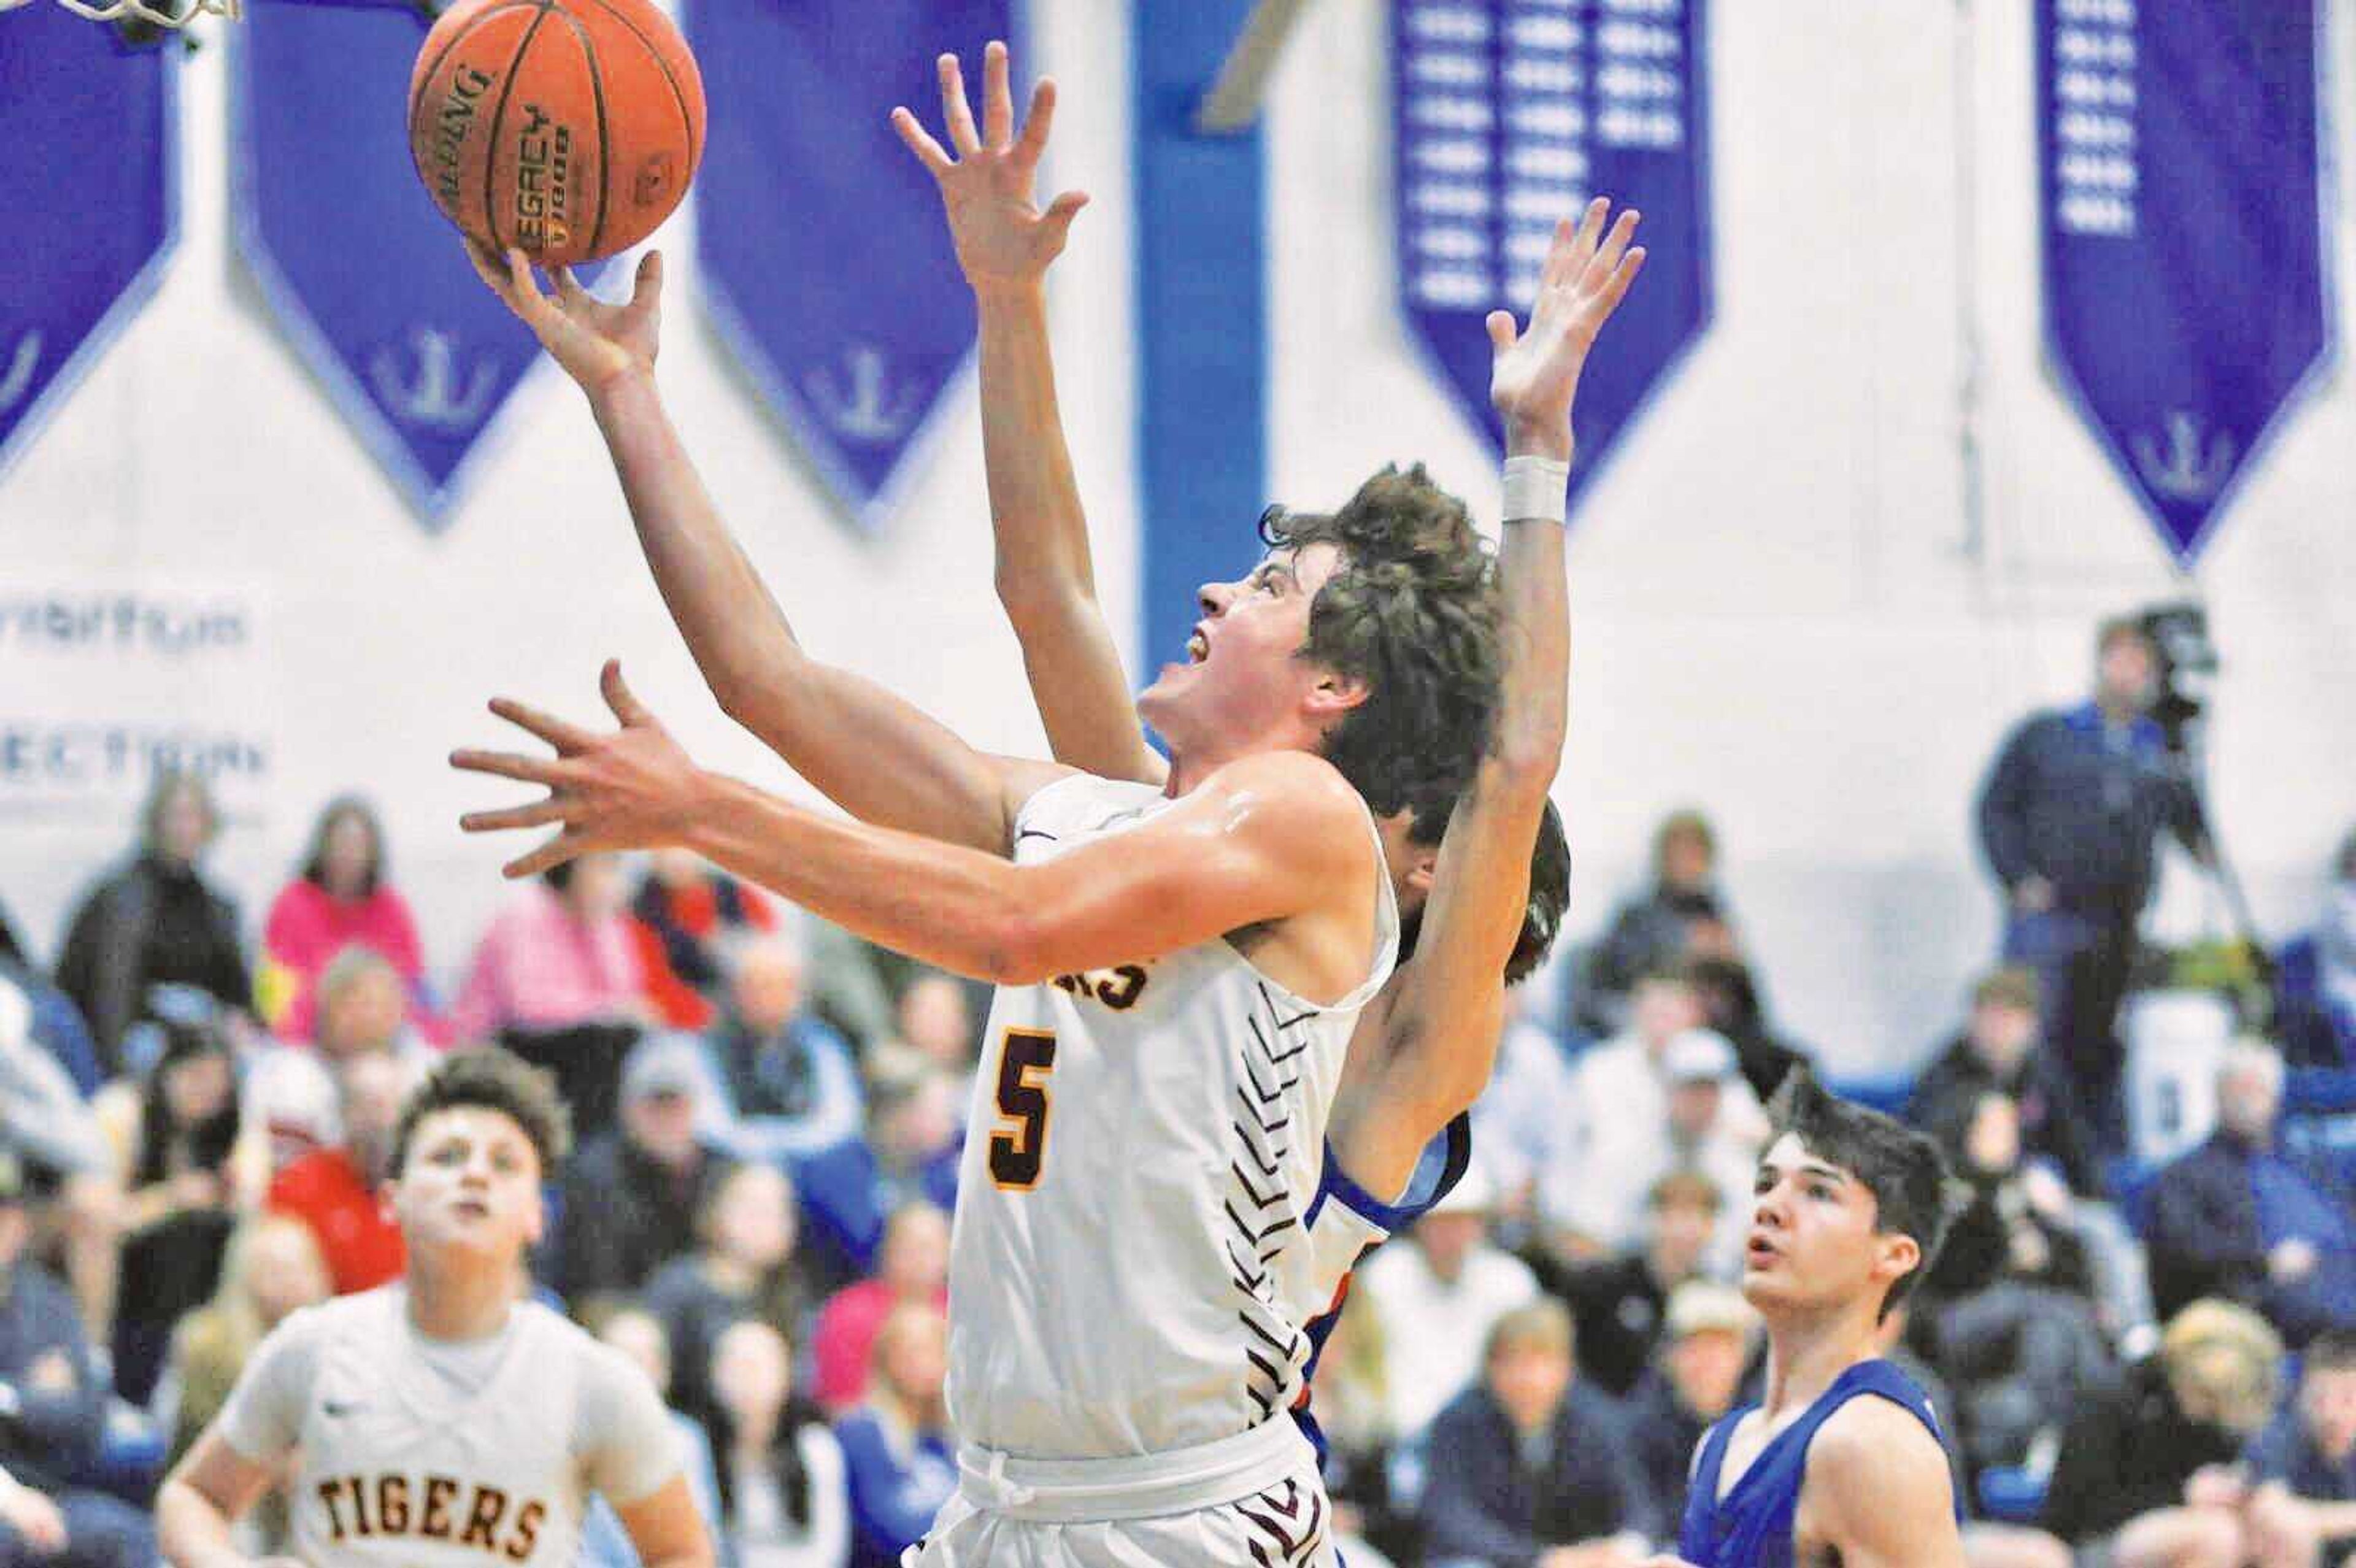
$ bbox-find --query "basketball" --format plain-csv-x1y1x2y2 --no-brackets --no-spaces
407,0,704,269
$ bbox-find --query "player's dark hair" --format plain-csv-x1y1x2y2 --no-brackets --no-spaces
1764,1067,1958,1320
390,1047,572,1177
1396,796,1569,988
2307,1329,2356,1376
1260,464,1502,818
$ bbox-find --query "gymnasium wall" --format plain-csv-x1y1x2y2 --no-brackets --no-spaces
4,0,2351,1077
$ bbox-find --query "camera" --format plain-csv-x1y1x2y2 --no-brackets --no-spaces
2137,601,2215,756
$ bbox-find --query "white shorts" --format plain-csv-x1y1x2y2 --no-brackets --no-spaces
904,1420,1338,1568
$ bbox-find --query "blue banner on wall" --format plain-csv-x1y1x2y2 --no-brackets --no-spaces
2037,0,2331,566
0,10,176,483
1393,0,1711,513
689,0,1010,532
233,0,583,526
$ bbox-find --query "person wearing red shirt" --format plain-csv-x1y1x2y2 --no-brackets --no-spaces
264,1050,407,1294
809,1202,948,1413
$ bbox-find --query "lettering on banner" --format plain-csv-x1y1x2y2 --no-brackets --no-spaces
2050,0,2139,236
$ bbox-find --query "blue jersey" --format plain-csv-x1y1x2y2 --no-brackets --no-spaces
1677,1359,1956,1567
1291,1115,1472,1458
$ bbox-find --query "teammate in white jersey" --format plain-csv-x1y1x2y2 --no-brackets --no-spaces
905,36,1647,1458
155,1050,712,1568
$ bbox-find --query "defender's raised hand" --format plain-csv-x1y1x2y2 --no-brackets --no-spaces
452,661,706,878
1487,198,1646,459
891,39,1089,293
466,240,664,394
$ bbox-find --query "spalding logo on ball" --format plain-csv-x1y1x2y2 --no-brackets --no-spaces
407,0,706,267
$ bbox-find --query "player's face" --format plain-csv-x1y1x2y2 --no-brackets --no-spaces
1136,543,1350,754
390,1106,545,1261
2303,1367,2356,1461
1741,1133,1917,1319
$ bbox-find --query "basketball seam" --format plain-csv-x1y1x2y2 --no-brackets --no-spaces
479,0,558,255
574,0,698,182
542,1,612,259
406,0,541,179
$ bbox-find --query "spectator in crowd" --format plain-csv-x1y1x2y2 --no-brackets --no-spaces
0,951,103,1101
450,853,644,1136
894,972,977,1102
2036,1300,2287,1568
701,930,865,1167
244,947,433,1173
55,770,252,1077
1623,1282,1756,1530
705,1318,849,1568
159,1215,329,1467
1549,1028,1761,1268
1687,954,1808,1107
1976,616,2210,1163
553,1033,731,1304
789,1056,963,1295
835,1303,956,1568
265,1049,409,1296
1910,966,2095,1195
1577,809,1731,1037
2244,1327,2356,1562
627,847,778,1031
2276,825,2356,1070
811,1202,950,1413
1472,990,1581,1236
0,975,117,1342
1359,1163,1541,1440
93,1015,245,1403
0,1149,156,1568
1546,1169,1725,1399
2147,1036,2356,1345
579,1306,725,1568
1418,1299,1661,1567
641,1160,811,1428
258,795,439,1045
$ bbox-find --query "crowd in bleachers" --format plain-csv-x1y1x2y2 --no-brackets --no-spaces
4,651,2354,1568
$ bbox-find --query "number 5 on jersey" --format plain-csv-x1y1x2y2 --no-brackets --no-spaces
988,1027,1058,1190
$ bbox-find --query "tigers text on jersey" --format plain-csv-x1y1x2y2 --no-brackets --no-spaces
215,1286,680,1568
946,771,1399,1459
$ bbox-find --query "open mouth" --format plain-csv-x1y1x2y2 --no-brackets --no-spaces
1746,1233,1779,1266
1185,626,1209,663
452,1197,490,1220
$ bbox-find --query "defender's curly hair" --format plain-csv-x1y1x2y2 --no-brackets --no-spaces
389,1047,572,1177
1260,464,1503,820
1399,794,1570,988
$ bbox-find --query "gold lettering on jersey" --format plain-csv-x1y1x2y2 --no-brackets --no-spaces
1050,963,1149,1010
314,1475,545,1559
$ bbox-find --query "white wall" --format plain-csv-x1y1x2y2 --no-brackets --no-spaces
4,1,2351,1077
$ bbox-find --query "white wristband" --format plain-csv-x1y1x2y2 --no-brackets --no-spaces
1501,454,1570,524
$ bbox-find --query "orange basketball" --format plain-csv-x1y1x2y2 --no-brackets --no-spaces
407,0,705,269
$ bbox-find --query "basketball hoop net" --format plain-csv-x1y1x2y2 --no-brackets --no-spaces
0,0,239,25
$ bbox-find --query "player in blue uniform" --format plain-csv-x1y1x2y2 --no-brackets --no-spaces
1663,1070,1966,1568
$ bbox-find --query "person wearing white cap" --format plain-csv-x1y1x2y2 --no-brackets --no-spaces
1355,1159,1540,1440
1546,1026,1763,1270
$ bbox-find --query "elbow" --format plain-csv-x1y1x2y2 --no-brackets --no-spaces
1488,725,1565,794
980,912,1060,988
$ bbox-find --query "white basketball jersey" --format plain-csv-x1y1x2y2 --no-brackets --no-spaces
945,771,1398,1459
218,1287,678,1568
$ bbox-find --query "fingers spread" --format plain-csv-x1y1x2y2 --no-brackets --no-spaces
633,249,664,307
600,658,651,725
891,106,955,174
505,830,588,880
488,695,593,754
982,39,1014,148
1014,76,1059,168
1485,309,1519,352
939,52,982,154
460,797,571,834
1594,209,1641,275
450,748,565,787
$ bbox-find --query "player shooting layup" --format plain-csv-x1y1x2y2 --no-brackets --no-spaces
900,45,1647,1437
154,1050,712,1568
455,66,1504,1568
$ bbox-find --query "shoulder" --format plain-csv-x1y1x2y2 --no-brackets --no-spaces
1807,1391,1953,1500
1201,750,1366,818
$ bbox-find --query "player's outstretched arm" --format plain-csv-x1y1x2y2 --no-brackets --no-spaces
156,1431,285,1568
1804,1397,1968,1568
455,668,1369,990
465,243,1042,855
1333,201,1643,1195
895,43,1165,786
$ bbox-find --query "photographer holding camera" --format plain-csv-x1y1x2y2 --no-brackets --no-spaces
1976,615,2214,1177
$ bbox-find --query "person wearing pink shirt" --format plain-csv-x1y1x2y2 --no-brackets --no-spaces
260,796,442,1045
450,853,647,1134
810,1202,949,1413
